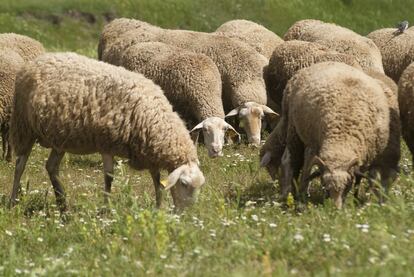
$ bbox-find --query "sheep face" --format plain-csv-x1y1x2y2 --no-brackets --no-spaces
226,102,278,146
163,162,205,210
260,151,279,180
321,170,354,209
190,117,240,158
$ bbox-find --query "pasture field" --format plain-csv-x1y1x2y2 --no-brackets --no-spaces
1,0,414,276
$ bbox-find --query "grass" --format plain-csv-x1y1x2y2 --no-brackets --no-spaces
1,0,414,276
0,144,414,276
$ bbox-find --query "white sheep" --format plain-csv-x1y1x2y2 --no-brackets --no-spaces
0,33,45,161
9,52,205,211
103,41,240,158
367,27,414,82
215,19,283,59
266,62,398,208
99,18,278,146
284,19,384,73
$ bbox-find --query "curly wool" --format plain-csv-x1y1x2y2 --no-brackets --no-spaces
99,18,268,112
265,40,361,110
285,62,391,189
367,28,414,82
0,51,24,127
10,52,198,171
214,19,283,59
104,41,224,124
0,33,45,61
397,62,414,162
284,19,384,73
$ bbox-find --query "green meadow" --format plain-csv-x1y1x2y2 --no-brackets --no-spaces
0,1,413,276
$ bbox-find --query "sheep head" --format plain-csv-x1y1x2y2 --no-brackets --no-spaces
190,117,240,158
225,102,278,146
307,156,359,209
161,161,205,210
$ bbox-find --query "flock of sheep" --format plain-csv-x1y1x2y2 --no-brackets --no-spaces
1,18,414,211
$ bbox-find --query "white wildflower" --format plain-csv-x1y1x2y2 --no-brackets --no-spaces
5,230,12,236
251,214,259,222
294,233,304,241
37,237,43,242
269,223,277,228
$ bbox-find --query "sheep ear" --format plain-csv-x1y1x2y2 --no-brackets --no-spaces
225,123,241,143
225,108,239,118
190,122,203,145
190,122,204,133
260,151,272,167
261,105,279,116
312,155,326,168
345,158,359,171
161,165,186,190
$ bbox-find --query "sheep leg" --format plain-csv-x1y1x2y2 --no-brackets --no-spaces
1,128,6,160
299,147,314,201
280,149,294,201
9,153,31,207
46,149,66,212
3,127,13,162
102,154,114,204
368,169,385,203
378,168,397,203
151,170,164,209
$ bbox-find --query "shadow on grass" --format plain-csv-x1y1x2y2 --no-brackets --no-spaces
67,156,102,168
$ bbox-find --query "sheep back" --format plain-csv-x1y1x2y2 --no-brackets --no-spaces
367,28,414,82
11,52,198,171
286,62,390,171
266,40,361,109
215,19,283,59
112,42,224,123
0,33,45,61
284,20,384,73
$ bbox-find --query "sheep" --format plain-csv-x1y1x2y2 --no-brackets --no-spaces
260,63,400,207
0,33,45,161
103,41,240,158
367,27,414,82
284,19,384,73
0,51,24,161
214,19,283,59
0,33,45,61
9,52,205,211
397,62,414,166
279,62,398,208
265,40,361,112
99,18,278,146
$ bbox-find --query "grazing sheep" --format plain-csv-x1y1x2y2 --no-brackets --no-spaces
280,62,397,208
260,67,401,203
9,52,205,211
397,62,414,165
367,27,414,82
103,41,239,158
261,62,398,207
99,18,278,146
284,19,384,73
215,19,283,59
265,40,361,111
0,33,45,161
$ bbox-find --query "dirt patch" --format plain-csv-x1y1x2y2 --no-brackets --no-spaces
19,10,117,26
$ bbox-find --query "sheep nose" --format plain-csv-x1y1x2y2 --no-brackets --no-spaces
248,135,261,146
